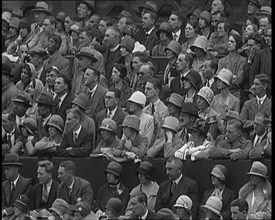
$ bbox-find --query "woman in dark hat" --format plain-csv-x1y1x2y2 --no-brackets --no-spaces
10,194,31,220
119,36,135,75
125,161,159,216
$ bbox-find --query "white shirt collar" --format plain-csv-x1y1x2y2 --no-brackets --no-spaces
174,173,182,185
89,84,98,97
146,26,155,35
110,44,119,52
107,106,118,118
256,94,266,105
152,98,160,105
68,178,75,190
58,92,68,107
181,69,190,78
43,114,52,127
141,209,149,220
44,179,53,192
74,125,82,138
173,29,181,40
16,115,26,125
12,174,20,187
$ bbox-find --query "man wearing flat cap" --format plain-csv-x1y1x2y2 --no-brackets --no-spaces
241,74,271,125
247,0,261,16
2,154,33,218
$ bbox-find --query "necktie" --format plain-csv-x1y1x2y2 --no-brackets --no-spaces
212,188,222,200
151,103,155,115
42,184,48,203
107,110,112,119
254,137,261,147
170,181,177,194
258,99,262,107
6,133,12,147
11,182,15,192
58,98,62,109
145,33,149,38
73,132,77,144
173,33,177,41
68,187,72,196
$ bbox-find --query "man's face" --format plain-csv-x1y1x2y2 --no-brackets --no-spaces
37,104,50,118
2,113,13,132
144,82,157,101
128,197,145,217
111,67,121,83
83,69,97,87
259,17,270,36
77,3,91,19
117,17,127,34
54,77,67,94
57,166,71,184
9,27,18,37
225,124,238,143
254,116,266,136
34,11,47,26
4,166,18,180
231,206,246,220
251,78,265,96
65,112,78,131
105,91,117,109
46,70,58,87
64,17,74,33
202,60,213,79
166,161,181,180
176,54,188,71
103,29,117,48
47,38,58,53
142,12,154,30
78,56,91,71
43,18,54,35
247,2,259,15
37,166,51,185
13,102,28,117
19,27,29,38
211,14,221,29
265,28,272,47
168,14,181,31
88,15,100,29
132,56,143,72
244,24,255,38
211,0,223,14
79,31,90,46
180,112,193,127
30,53,42,68
217,22,226,38
247,39,256,51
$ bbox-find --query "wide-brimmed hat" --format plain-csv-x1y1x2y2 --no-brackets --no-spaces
71,93,89,110
181,102,199,118
47,115,64,133
32,2,51,15
76,47,97,62
248,0,262,8
156,22,173,39
199,11,211,25
173,195,193,212
99,118,117,133
224,110,241,122
2,153,23,166
13,194,30,213
19,118,37,135
189,118,209,138
210,164,228,182
2,11,11,23
256,6,271,16
190,35,208,53
12,93,32,107
115,10,132,19
121,115,140,131
35,92,54,106
201,196,222,217
11,9,23,19
247,161,268,179
197,86,214,105
70,24,80,34
214,68,233,86
139,1,158,14
128,91,146,107
73,201,91,217
164,40,181,56
165,93,183,108
135,161,154,179
120,36,135,52
161,116,179,133
106,198,123,215
104,161,122,177
2,62,13,77
9,17,21,29
49,198,69,216
182,70,202,90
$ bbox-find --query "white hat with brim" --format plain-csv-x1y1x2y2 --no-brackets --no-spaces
201,196,222,217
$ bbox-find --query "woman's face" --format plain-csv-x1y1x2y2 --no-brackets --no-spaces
198,18,206,28
122,126,132,138
245,24,255,38
185,23,196,39
120,46,129,57
21,68,32,84
197,96,209,110
166,49,175,59
26,82,35,97
216,78,228,90
159,31,169,42
138,173,149,185
48,126,60,138
99,20,107,34
227,36,237,51
167,103,179,116
9,27,18,37
70,30,79,41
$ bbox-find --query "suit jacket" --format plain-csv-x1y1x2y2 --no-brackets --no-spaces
36,115,51,139
199,186,237,220
131,210,167,220
103,47,122,83
30,180,59,210
177,28,188,45
57,126,93,157
53,93,72,121
155,175,199,219
240,97,271,122
2,126,21,154
141,26,160,53
249,132,268,159
169,76,187,96
96,107,128,139
57,176,93,207
82,84,108,120
2,175,33,210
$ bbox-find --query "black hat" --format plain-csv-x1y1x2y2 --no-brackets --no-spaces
114,64,127,79
35,92,55,106
181,102,199,118
76,47,97,62
12,93,32,108
188,118,210,138
135,161,154,179
2,62,12,77
2,154,23,166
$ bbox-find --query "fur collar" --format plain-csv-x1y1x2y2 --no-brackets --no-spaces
239,180,271,200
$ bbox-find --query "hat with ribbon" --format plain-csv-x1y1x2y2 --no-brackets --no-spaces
156,22,173,39
99,118,117,134
9,17,21,29
2,11,11,23
13,194,30,213
73,201,91,217
115,10,132,19
256,6,271,16
125,24,140,40
128,91,146,107
214,68,233,86
248,0,262,8
12,93,32,107
197,86,214,105
165,93,183,108
247,161,268,179
182,69,202,90
71,93,89,110
161,116,180,133
49,198,69,216
104,161,122,177
173,195,193,212
47,115,64,133
181,102,199,118
139,1,158,14
35,92,55,106
189,118,209,138
76,47,97,62
199,11,212,25
201,196,222,217
120,36,135,52
190,35,208,53
11,9,23,19
19,117,37,135
210,164,228,182
135,161,154,179
121,115,140,132
164,40,182,56
2,153,23,166
32,1,51,15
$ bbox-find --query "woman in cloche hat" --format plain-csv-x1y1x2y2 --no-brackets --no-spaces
34,114,64,157
238,161,271,219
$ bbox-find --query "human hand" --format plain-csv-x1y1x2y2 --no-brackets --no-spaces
125,152,136,159
124,139,132,150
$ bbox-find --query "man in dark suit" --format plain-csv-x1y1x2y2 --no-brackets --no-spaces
128,191,167,219
57,160,93,208
2,110,21,155
81,67,108,119
168,9,187,45
155,156,199,219
201,59,219,95
141,11,159,54
240,74,271,124
2,154,33,217
96,88,128,139
53,73,72,121
102,26,122,83
57,108,93,157
30,160,59,210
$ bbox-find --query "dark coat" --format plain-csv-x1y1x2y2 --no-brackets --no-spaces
249,132,268,159
96,107,128,139
170,76,187,96
199,186,237,220
177,28,188,45
130,210,167,220
30,180,59,210
36,115,52,139
53,93,72,122
103,47,122,83
57,176,93,208
155,175,199,219
57,126,93,157
141,26,160,53
2,175,33,210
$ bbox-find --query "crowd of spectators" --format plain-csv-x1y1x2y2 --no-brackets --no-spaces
2,0,272,219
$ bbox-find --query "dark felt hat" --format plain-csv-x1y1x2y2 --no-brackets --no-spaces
182,70,202,90
135,161,154,179
181,102,199,118
2,153,23,166
32,1,51,15
35,92,54,106
12,93,32,107
76,47,97,62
